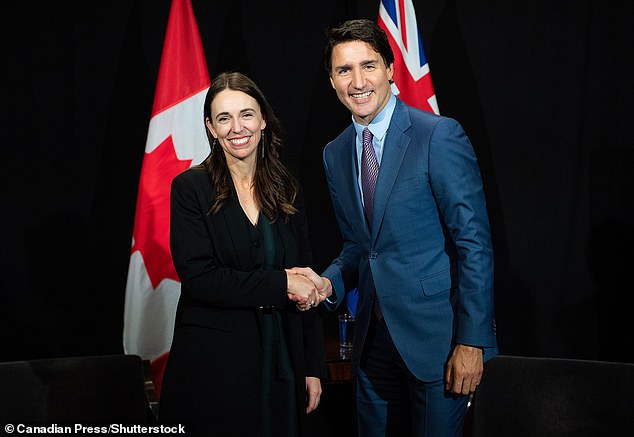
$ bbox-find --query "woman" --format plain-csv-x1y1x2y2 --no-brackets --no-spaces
159,72,326,437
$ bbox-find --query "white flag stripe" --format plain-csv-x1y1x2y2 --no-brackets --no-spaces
427,94,440,115
403,0,421,65
123,252,180,360
145,88,210,165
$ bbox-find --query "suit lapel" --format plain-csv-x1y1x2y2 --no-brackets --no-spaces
219,191,253,269
371,100,411,239
337,127,371,240
274,218,296,267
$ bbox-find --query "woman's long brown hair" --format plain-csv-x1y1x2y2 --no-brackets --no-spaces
202,72,298,221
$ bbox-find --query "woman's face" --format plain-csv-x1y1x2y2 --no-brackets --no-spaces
206,89,266,164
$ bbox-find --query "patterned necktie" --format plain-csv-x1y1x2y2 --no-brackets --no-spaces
361,127,379,226
360,127,384,320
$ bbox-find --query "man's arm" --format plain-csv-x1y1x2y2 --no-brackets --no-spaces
427,117,495,395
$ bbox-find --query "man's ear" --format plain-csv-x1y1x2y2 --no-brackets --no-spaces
386,63,394,82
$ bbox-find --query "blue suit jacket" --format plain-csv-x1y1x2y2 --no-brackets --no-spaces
323,98,498,381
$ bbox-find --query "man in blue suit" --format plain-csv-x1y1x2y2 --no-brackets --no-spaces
298,19,498,437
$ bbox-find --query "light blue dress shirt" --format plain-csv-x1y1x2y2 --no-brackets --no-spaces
352,93,397,208
325,94,397,307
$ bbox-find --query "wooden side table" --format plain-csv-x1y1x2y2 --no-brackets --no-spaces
324,335,353,383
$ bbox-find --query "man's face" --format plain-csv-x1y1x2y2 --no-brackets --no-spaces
329,40,394,126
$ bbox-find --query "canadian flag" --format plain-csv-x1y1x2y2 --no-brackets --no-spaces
378,0,439,114
123,0,210,398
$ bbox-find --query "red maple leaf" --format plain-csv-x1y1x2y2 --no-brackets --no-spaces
131,136,191,288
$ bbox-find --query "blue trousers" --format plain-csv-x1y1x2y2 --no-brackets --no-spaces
355,317,469,437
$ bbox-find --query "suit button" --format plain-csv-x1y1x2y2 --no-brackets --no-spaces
369,251,377,259
253,240,261,248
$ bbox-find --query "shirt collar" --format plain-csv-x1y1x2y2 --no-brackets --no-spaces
352,93,397,142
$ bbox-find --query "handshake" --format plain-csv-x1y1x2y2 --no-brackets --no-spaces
285,267,333,311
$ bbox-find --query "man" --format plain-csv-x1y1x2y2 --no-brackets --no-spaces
299,19,498,437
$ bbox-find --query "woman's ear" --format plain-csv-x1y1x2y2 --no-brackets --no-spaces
205,117,217,138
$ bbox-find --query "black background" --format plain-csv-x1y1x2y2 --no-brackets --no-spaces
1,0,632,365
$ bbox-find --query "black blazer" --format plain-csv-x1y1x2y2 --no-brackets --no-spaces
159,165,326,437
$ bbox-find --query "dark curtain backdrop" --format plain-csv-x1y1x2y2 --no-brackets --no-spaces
1,0,632,364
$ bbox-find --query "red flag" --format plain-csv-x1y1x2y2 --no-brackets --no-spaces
378,0,439,114
123,0,210,398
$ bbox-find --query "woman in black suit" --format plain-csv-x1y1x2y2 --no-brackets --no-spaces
159,72,327,437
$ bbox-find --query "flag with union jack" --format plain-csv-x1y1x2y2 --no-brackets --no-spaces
378,0,439,114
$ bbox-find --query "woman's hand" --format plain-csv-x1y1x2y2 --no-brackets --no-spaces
286,270,318,308
305,376,322,413
287,267,332,311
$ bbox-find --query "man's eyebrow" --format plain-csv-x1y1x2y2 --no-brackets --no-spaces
360,59,378,66
334,63,351,70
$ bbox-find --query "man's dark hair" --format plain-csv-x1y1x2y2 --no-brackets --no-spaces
324,19,395,75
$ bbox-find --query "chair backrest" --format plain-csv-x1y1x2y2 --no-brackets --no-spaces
0,354,154,424
469,355,634,437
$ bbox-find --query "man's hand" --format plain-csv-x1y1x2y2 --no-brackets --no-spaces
444,344,483,395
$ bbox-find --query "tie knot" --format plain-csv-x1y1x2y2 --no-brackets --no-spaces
362,128,373,146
